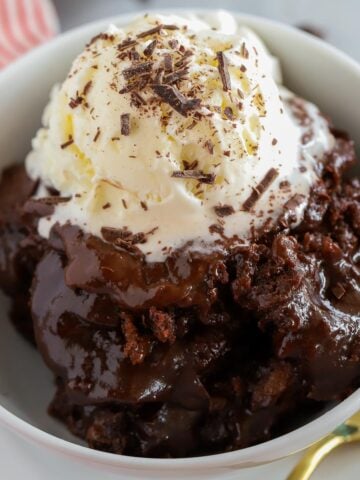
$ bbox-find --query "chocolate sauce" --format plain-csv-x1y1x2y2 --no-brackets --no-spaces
0,129,359,457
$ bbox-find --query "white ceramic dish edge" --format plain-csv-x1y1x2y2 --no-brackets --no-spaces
0,9,359,478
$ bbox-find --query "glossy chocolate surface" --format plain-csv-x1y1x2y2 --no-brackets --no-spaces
0,130,359,457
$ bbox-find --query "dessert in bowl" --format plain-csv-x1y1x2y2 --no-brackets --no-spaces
0,9,359,477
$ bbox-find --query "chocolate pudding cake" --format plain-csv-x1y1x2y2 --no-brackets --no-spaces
0,12,359,458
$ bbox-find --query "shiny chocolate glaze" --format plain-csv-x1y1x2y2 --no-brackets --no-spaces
0,130,359,457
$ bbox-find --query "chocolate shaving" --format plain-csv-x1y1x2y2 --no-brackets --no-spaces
115,239,143,255
240,42,249,59
175,49,193,63
209,223,225,235
154,68,165,84
217,51,231,91
140,201,148,211
119,84,134,94
224,106,235,120
122,199,128,209
277,194,305,228
30,196,71,206
183,160,198,170
123,61,153,80
82,81,93,96
102,202,111,209
164,67,189,84
101,226,133,242
168,39,179,49
136,24,179,39
143,39,157,57
93,128,101,142
204,140,214,154
136,24,163,38
131,91,147,107
214,204,235,217
69,96,83,109
119,80,146,94
87,33,115,46
121,113,131,136
152,84,201,116
172,169,215,184
61,137,74,149
242,168,279,211
117,38,137,51
163,24,180,31
163,53,173,72
101,226,148,251
130,48,141,61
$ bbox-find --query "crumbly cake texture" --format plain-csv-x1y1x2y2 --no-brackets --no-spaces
0,127,358,458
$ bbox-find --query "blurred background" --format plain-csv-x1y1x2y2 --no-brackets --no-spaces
0,0,359,70
53,0,359,60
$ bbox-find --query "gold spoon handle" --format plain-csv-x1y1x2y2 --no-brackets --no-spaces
286,434,350,480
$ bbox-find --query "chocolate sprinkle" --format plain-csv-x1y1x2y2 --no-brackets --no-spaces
172,170,215,184
242,168,279,211
140,201,148,211
217,51,231,91
152,84,201,116
121,113,131,136
214,204,235,217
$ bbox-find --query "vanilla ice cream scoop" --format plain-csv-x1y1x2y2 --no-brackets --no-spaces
26,11,334,260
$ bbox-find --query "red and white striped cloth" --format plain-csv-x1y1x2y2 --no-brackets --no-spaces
0,0,58,69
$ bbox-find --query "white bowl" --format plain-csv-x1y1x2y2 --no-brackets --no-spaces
0,9,359,480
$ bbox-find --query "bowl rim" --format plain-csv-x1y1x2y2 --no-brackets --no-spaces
0,8,360,471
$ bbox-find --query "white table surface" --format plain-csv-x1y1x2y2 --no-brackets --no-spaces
1,1,359,478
